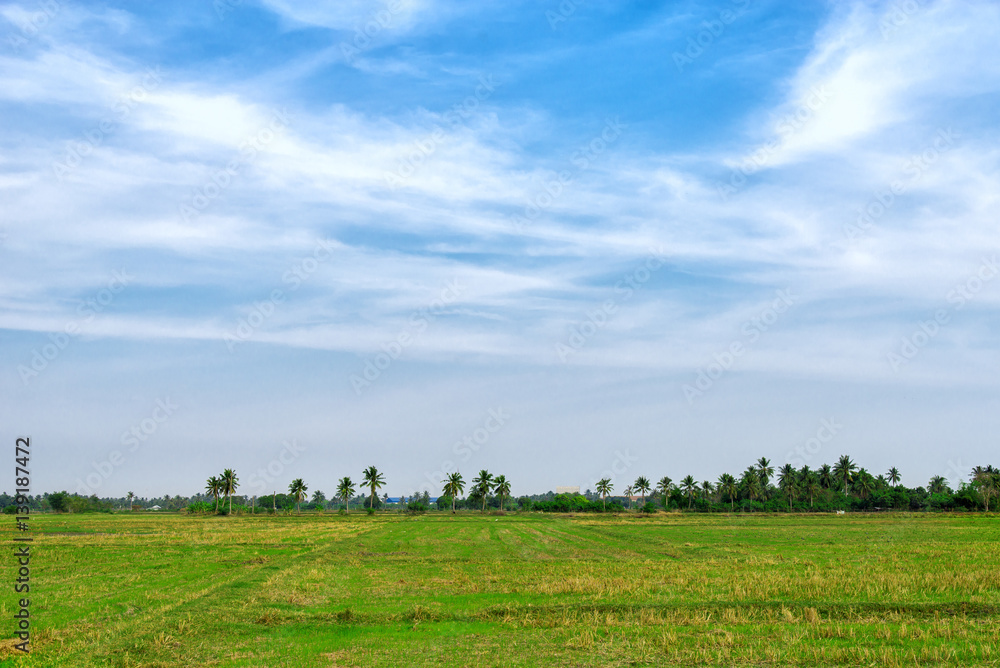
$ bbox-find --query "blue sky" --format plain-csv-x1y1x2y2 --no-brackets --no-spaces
2,0,999,500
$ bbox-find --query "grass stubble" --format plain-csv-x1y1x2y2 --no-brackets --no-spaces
0,512,997,666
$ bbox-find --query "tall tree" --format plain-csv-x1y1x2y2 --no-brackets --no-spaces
777,463,798,511
701,481,714,502
818,464,834,490
655,477,672,507
855,469,875,499
336,477,356,513
833,455,857,495
623,485,634,510
887,467,901,486
442,472,465,513
289,478,307,514
757,457,774,492
493,475,511,513
472,470,493,512
971,466,998,511
803,472,821,508
596,478,613,511
634,476,651,506
741,467,762,512
362,466,385,510
127,490,136,512
717,473,737,511
680,475,697,509
204,478,220,511
928,475,948,495
221,469,239,515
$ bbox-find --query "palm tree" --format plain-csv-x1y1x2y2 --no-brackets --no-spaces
741,467,762,512
127,491,136,512
701,481,714,503
818,464,834,490
596,478,613,510
220,469,239,515
362,466,385,510
680,475,697,510
336,477,355,513
442,472,465,513
833,455,856,495
757,457,774,491
928,475,948,495
971,466,998,511
623,485,634,510
471,470,493,512
655,476,672,507
777,463,797,511
717,473,737,511
855,469,875,500
887,467,901,487
633,476,651,506
493,475,511,513
205,476,222,512
289,478,307,514
803,472,821,508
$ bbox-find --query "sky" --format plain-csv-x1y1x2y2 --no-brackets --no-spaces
1,0,999,501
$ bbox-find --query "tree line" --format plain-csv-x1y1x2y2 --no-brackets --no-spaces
5,458,997,514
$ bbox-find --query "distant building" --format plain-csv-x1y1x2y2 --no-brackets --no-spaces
555,486,580,495
148,505,162,511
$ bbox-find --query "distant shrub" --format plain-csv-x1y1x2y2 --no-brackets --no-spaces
185,502,215,514
640,502,657,514
406,499,428,514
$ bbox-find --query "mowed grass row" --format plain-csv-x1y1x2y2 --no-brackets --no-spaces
1,513,998,666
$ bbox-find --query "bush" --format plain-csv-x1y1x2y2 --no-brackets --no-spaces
185,501,215,514
640,502,657,514
406,499,428,514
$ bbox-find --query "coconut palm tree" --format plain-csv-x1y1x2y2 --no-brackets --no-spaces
471,470,493,512
741,467,762,512
928,475,948,495
875,474,889,491
818,464,834,490
777,463,798,511
623,485,634,510
362,466,385,510
633,476,651,506
289,478,307,514
717,473,737,511
833,455,856,495
127,490,136,512
493,475,511,513
971,465,998,511
655,476,672,507
220,469,239,515
596,478,613,510
887,467,901,487
803,472,821,508
442,471,465,513
701,481,714,503
855,469,875,500
680,475,697,509
757,457,774,491
336,477,355,513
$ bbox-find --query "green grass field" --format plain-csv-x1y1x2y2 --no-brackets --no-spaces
2,512,999,666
